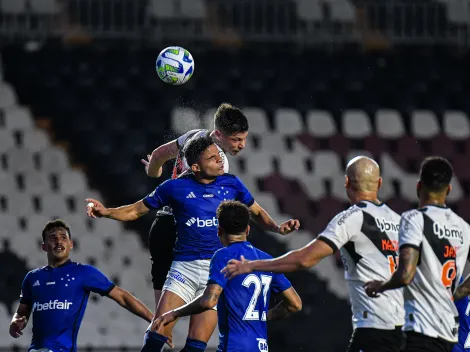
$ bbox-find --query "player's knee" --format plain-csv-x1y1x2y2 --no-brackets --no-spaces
180,338,207,352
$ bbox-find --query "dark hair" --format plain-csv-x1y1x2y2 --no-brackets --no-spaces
42,219,72,241
214,103,249,136
216,200,251,235
184,133,214,167
419,156,453,192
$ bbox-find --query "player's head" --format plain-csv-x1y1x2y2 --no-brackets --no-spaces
41,219,73,262
417,157,453,199
345,156,382,202
216,201,251,246
213,103,249,156
184,133,224,179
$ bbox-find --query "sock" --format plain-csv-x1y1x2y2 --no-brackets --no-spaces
141,330,168,352
180,337,207,352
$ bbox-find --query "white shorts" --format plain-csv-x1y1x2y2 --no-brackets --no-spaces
162,260,212,304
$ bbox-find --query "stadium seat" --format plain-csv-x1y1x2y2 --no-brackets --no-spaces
244,107,269,134
443,110,470,139
0,214,19,235
306,110,336,137
57,170,88,196
296,0,323,21
0,172,17,194
375,110,405,139
0,130,16,152
243,152,274,177
29,0,60,14
255,193,281,216
399,174,419,202
37,147,69,172
23,171,51,195
342,110,372,138
297,174,327,200
278,154,308,178
330,175,348,202
5,148,35,173
274,108,304,135
171,107,201,134
180,0,206,19
21,129,50,153
259,133,288,156
6,193,34,216
3,106,33,130
345,150,373,163
311,151,342,178
330,0,355,22
411,110,440,139
0,0,26,13
40,194,69,214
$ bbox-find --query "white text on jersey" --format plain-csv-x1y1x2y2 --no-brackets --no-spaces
32,300,73,312
433,222,464,244
185,217,218,227
375,218,399,233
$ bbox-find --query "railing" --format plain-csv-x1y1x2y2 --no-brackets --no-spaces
0,0,469,46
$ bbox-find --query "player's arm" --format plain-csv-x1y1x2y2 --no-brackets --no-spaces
86,198,150,221
144,140,179,178
249,201,300,236
107,286,153,323
151,284,222,331
223,238,334,279
9,303,31,338
364,246,420,297
364,211,422,297
267,287,302,321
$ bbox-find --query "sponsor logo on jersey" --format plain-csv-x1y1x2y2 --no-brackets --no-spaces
433,222,464,244
186,192,196,199
33,280,40,287
168,269,186,284
337,207,361,226
203,194,214,198
257,338,268,351
185,217,218,227
32,300,73,312
46,281,55,286
375,218,399,233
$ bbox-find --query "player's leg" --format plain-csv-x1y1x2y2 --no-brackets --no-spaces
181,259,218,352
148,213,177,311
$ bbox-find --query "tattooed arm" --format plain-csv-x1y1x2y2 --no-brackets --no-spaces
364,246,420,297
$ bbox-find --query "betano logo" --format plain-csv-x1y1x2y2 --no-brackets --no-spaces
185,217,218,227
32,300,73,312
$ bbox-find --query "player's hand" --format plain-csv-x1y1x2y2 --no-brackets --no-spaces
278,219,300,235
85,198,109,218
9,316,27,338
141,154,151,175
150,311,178,334
221,255,253,279
363,280,384,298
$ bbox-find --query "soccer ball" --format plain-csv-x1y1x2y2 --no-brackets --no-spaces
156,46,194,85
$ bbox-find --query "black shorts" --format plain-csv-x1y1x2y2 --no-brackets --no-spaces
148,213,177,290
404,331,455,352
347,326,404,352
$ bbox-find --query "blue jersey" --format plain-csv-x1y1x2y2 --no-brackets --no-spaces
143,173,254,261
208,242,292,352
454,278,470,352
20,260,114,352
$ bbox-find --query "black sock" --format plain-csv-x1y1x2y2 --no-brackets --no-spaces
141,330,168,352
180,337,207,352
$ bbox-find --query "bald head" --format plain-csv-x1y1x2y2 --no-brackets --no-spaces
346,156,381,193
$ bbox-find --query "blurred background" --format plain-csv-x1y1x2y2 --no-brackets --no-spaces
1,0,470,351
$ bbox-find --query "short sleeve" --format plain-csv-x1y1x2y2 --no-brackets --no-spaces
176,129,202,149
233,176,255,207
271,272,292,294
142,179,173,210
19,273,32,306
207,250,229,289
399,210,423,251
317,207,362,252
82,265,115,296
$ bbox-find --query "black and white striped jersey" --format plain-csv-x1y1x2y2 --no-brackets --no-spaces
399,206,470,342
318,201,405,330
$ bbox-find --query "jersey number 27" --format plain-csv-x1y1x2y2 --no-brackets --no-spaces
242,274,272,321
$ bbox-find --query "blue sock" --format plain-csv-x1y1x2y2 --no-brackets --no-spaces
141,330,168,352
180,337,207,352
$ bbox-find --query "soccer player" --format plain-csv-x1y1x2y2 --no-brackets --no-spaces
9,219,153,352
86,135,299,352
364,157,470,352
151,200,302,352
222,156,405,352
452,277,470,352
141,103,248,310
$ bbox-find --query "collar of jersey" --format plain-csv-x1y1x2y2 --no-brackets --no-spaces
45,259,73,270
187,173,218,185
420,203,448,210
226,241,249,247
357,200,384,207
